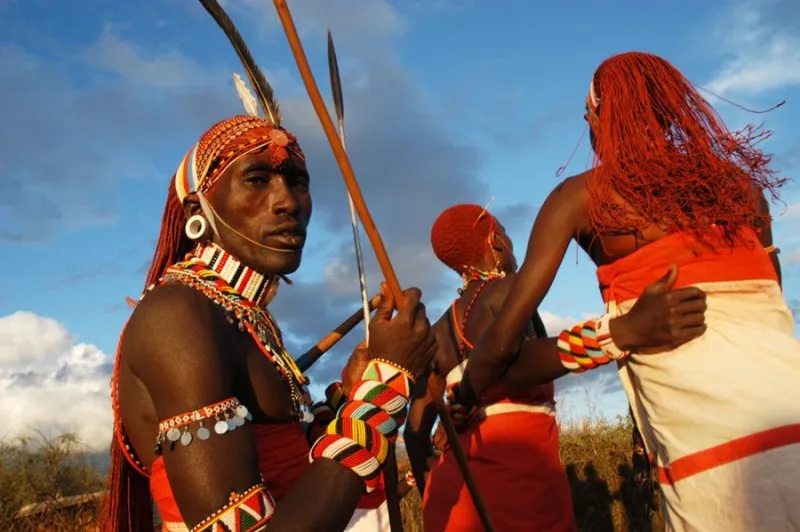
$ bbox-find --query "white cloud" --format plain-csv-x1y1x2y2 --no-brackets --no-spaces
780,203,800,219
0,312,112,448
705,1,800,96
786,248,800,265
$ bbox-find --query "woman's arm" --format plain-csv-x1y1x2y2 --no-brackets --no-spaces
461,176,590,399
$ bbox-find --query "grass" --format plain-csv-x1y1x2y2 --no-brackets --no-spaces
1,418,663,531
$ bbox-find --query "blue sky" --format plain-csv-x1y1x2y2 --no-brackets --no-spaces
1,0,798,446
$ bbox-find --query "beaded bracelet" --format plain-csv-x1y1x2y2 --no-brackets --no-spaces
557,315,629,373
310,434,383,492
404,469,417,488
325,381,347,412
309,360,413,493
191,482,274,531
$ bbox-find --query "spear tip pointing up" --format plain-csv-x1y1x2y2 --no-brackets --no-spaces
327,29,344,123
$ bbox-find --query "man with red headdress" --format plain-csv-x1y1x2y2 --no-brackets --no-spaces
101,111,440,532
456,52,800,531
405,203,709,531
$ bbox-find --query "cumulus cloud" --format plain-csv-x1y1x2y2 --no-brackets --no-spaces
0,312,113,447
705,0,800,96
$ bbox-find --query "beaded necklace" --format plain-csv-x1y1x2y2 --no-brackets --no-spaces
159,242,313,423
454,268,506,360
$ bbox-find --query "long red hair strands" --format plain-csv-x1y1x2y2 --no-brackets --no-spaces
99,183,189,531
587,52,788,245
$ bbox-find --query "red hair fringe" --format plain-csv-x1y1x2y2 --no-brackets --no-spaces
99,439,153,531
588,52,788,245
431,204,497,274
144,178,194,289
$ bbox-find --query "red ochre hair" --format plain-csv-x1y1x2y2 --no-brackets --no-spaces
143,115,303,290
587,51,787,245
101,116,303,531
431,204,497,274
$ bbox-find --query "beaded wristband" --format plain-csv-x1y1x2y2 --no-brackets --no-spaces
349,379,409,426
325,416,390,464
595,315,629,360
338,400,399,443
362,360,414,398
310,434,383,492
404,469,417,488
557,315,629,373
325,382,347,412
191,482,274,532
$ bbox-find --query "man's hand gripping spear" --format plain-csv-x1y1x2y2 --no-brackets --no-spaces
271,2,494,530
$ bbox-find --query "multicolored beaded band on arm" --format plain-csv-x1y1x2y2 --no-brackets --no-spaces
309,360,415,493
191,482,275,532
155,397,252,455
557,314,630,373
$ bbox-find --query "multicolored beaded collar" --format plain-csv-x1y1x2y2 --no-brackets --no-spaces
159,242,313,422
458,267,506,295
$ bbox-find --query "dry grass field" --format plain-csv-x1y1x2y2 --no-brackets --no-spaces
2,419,664,531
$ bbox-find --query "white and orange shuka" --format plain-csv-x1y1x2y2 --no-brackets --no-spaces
599,227,800,531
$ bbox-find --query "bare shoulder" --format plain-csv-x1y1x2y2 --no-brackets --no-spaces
553,171,591,196
122,283,231,391
479,275,515,312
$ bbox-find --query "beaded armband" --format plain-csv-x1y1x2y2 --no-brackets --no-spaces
309,360,414,492
191,482,275,532
155,398,251,455
557,315,629,373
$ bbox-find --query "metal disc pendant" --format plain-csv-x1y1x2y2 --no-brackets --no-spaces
180,431,193,446
227,419,237,431
166,428,181,442
197,427,211,440
302,410,314,423
214,420,228,435
233,415,245,427
235,405,249,418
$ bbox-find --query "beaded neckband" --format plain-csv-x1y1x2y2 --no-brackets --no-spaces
159,242,313,422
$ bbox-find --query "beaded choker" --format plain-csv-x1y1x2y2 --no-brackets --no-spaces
159,242,313,422
458,267,506,295
194,242,280,307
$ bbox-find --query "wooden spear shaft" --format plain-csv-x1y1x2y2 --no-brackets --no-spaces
296,294,381,373
271,2,494,530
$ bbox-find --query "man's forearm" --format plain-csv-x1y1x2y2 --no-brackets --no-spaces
268,459,366,532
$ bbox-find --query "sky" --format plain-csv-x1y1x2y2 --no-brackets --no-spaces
1,0,799,450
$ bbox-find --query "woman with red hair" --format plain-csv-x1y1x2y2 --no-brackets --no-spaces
456,52,800,531
405,203,708,531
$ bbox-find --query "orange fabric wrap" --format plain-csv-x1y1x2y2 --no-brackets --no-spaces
423,411,576,531
596,228,777,304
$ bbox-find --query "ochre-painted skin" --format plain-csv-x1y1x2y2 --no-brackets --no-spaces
186,150,313,276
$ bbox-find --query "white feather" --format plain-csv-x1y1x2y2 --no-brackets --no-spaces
233,73,259,117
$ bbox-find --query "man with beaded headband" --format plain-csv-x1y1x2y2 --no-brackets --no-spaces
102,105,442,532
404,203,709,531
456,52,800,531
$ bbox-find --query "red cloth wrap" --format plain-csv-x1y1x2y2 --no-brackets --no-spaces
596,227,777,305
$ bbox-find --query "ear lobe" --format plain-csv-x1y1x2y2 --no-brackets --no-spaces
182,193,202,218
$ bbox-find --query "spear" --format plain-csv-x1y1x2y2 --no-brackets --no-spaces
296,293,381,372
327,30,373,347
326,30,403,532
271,2,494,530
